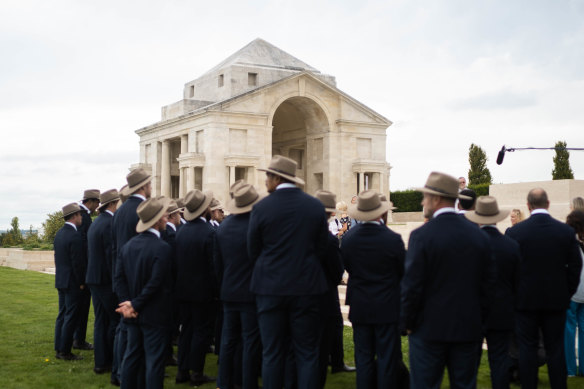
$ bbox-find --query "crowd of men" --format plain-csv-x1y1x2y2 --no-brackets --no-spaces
52,154,584,389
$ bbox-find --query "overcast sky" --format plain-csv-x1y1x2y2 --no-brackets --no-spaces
1,0,583,230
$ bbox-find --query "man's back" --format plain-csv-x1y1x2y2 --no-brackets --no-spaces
86,212,114,285
248,187,328,296
54,224,85,289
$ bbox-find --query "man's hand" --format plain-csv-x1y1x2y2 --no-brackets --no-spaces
116,301,138,319
80,284,85,290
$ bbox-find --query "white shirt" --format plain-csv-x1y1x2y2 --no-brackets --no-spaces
79,203,90,214
180,218,187,225
362,220,382,226
328,219,340,235
530,208,550,216
433,207,457,218
210,220,220,227
105,210,114,217
276,183,296,190
132,194,146,201
166,222,177,232
65,222,77,231
147,228,160,238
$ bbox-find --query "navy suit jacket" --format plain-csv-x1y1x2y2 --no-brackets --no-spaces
506,212,582,311
54,224,86,289
401,211,494,342
342,222,405,324
161,224,177,286
215,213,256,303
114,231,172,328
112,196,143,291
321,232,344,317
86,212,114,285
175,218,217,303
248,187,328,295
482,226,520,330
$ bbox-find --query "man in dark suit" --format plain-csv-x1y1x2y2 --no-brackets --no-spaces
175,189,217,386
248,155,329,389
73,189,100,351
506,188,582,389
314,190,346,388
111,168,152,386
54,203,85,361
342,190,405,388
86,189,120,376
215,184,265,389
401,171,494,389
114,197,173,389
466,196,521,389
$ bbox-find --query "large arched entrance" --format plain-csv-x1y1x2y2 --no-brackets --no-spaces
271,96,329,194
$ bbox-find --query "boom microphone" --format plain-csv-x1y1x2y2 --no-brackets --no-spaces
496,146,506,165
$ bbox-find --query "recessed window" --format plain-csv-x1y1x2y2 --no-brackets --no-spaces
248,72,258,86
189,85,194,97
218,74,224,87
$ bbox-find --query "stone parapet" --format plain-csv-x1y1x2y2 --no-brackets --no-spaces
0,248,54,273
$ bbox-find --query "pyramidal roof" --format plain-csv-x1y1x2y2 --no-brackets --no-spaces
202,38,319,76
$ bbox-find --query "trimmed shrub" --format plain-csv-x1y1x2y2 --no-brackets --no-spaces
390,190,423,212
468,183,489,197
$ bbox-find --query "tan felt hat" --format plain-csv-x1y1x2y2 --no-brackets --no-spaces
62,203,82,218
210,199,223,212
315,190,337,213
167,200,181,215
257,155,305,186
416,171,471,200
227,184,266,215
465,196,510,225
348,190,391,221
123,168,152,196
100,189,120,206
229,179,245,199
136,197,171,233
82,189,100,201
119,185,129,203
183,189,213,221
379,194,397,210
176,197,185,209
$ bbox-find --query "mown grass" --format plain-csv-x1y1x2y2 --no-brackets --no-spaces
0,266,583,388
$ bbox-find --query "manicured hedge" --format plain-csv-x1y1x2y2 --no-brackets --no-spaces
390,190,423,212
468,183,489,197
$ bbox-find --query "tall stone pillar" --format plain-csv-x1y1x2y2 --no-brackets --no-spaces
161,140,171,197
186,167,194,191
359,172,364,194
229,166,235,187
179,168,185,197
181,134,188,153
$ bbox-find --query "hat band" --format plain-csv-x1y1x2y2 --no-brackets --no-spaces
358,203,382,212
142,204,163,224
475,210,498,217
425,185,455,196
269,167,296,178
236,193,259,207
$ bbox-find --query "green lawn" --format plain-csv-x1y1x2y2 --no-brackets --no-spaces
0,266,583,388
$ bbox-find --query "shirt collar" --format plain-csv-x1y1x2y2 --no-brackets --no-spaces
180,218,187,224
166,222,177,232
132,194,146,201
200,216,207,223
458,209,467,214
362,220,382,225
530,208,550,216
147,228,160,238
480,224,497,229
276,183,297,190
65,222,77,231
433,207,457,218
105,210,114,216
78,203,90,213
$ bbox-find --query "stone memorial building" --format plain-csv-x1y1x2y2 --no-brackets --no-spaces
134,38,393,204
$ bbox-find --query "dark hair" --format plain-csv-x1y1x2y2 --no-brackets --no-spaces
527,188,549,209
63,211,80,222
566,210,584,241
458,189,477,210
82,198,99,204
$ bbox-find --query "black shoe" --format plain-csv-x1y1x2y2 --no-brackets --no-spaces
176,370,191,384
331,364,356,373
190,372,215,386
56,352,83,361
93,366,110,374
110,377,121,386
72,340,94,350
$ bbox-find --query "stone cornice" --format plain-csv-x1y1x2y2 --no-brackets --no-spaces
352,159,391,172
224,154,262,166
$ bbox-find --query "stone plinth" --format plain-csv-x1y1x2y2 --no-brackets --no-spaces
0,248,55,273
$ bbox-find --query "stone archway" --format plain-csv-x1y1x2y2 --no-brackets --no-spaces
271,96,329,194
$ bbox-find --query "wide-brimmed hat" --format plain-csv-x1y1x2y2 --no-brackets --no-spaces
123,168,152,196
379,194,397,210
118,185,129,204
315,190,337,213
210,199,223,212
348,190,391,221
229,180,245,199
82,189,100,201
227,184,265,215
62,203,82,218
417,172,471,200
176,197,185,209
257,155,305,186
465,196,510,225
136,197,171,233
167,200,181,215
100,189,120,206
183,189,213,221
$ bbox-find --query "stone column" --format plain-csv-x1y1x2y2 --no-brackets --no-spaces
181,134,188,154
358,172,364,194
161,140,171,197
186,166,194,191
179,168,185,197
229,165,235,187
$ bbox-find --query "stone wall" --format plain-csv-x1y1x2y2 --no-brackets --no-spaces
0,248,55,273
391,211,424,223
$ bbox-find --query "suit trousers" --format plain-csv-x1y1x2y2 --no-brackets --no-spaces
516,310,567,389
484,330,512,389
409,334,480,389
73,287,91,343
122,322,168,389
177,301,214,374
329,293,346,369
55,287,82,354
88,284,120,370
113,321,127,382
565,301,584,376
256,294,322,389
218,302,261,389
352,322,400,389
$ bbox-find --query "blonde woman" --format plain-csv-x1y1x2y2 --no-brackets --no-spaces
571,197,584,211
336,201,350,237
510,209,524,226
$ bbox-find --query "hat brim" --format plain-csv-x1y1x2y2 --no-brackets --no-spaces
380,200,397,211
227,193,268,215
183,191,213,221
324,206,337,213
465,209,510,225
124,175,153,196
416,186,471,200
100,197,120,207
63,209,81,218
258,167,305,186
136,198,171,233
347,201,391,221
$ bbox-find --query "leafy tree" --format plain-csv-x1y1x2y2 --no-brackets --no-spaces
42,211,64,244
468,143,492,186
552,141,574,180
8,217,23,245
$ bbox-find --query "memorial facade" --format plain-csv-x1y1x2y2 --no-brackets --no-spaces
134,38,393,204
